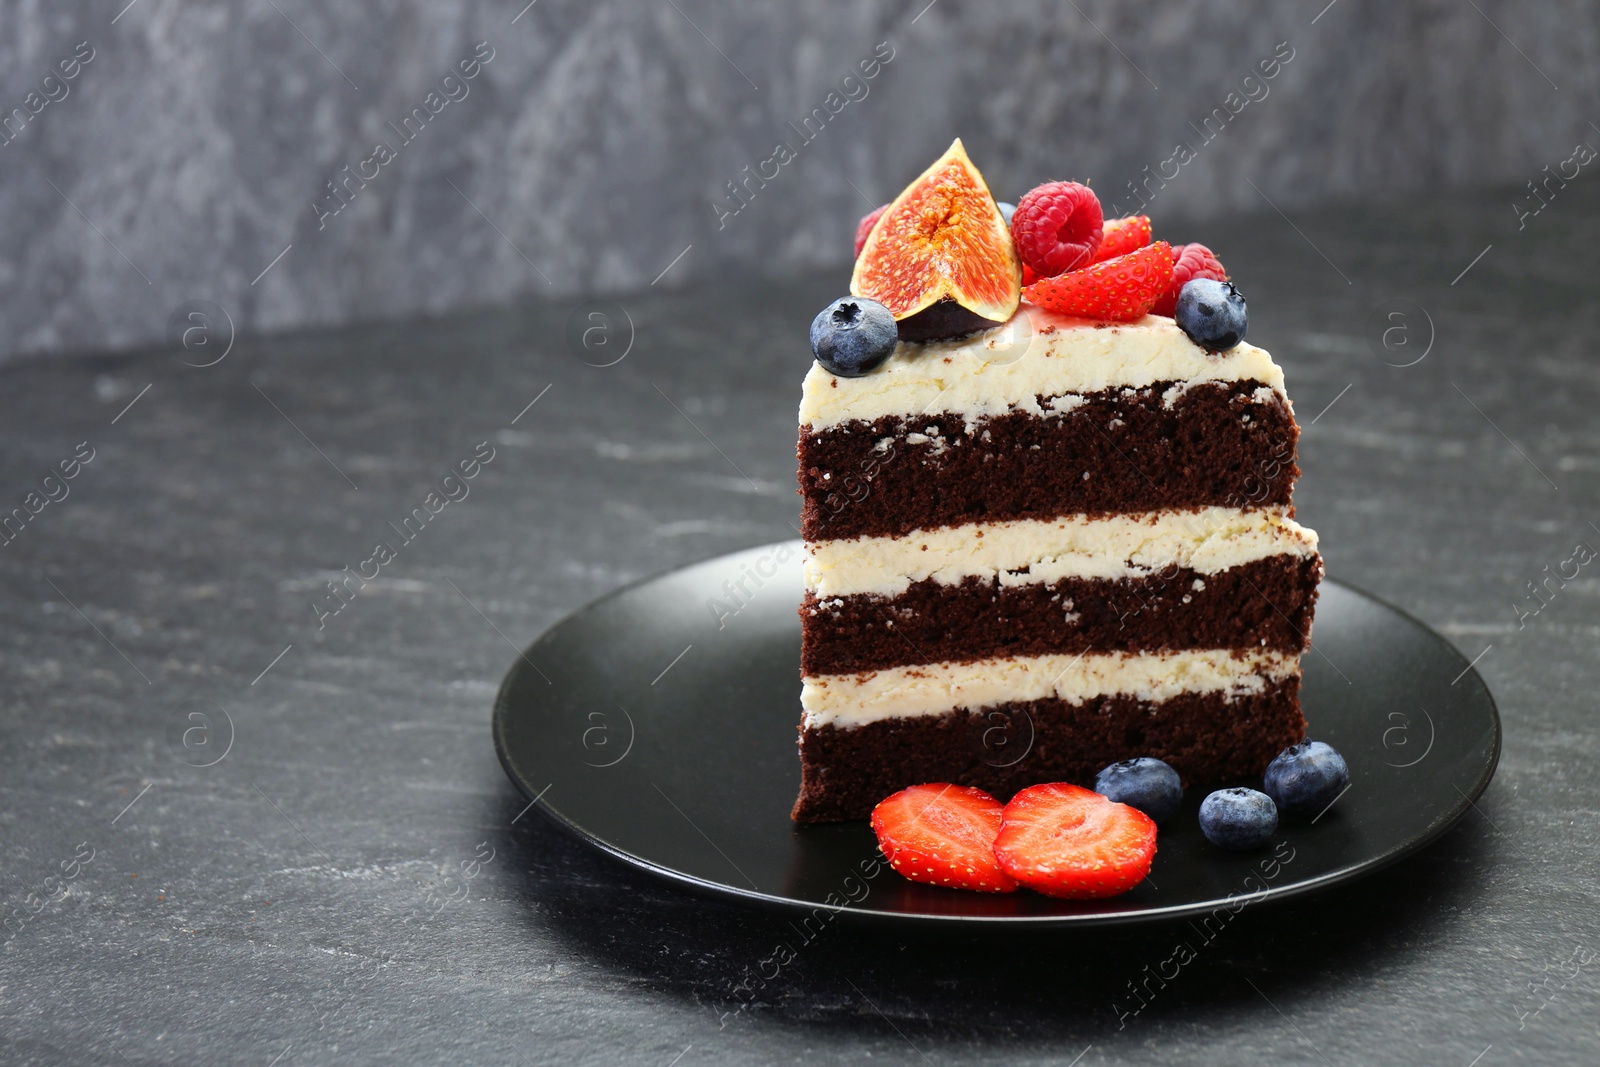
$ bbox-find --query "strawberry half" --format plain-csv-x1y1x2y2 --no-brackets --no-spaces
871,783,1018,893
1093,215,1152,263
1023,241,1176,322
992,783,1157,899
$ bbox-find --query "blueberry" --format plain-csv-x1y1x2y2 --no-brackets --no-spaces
1094,757,1183,824
996,201,1017,226
809,297,898,377
1263,740,1350,817
1175,279,1248,352
1199,787,1278,850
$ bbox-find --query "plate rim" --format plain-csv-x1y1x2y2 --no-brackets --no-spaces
493,541,1502,928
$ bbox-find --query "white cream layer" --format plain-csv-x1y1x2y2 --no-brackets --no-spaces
799,305,1286,432
801,648,1298,729
804,507,1318,599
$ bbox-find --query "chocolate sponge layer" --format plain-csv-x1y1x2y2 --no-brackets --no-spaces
799,379,1299,542
800,554,1322,676
791,677,1305,823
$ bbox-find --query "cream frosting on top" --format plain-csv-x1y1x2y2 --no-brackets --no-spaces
799,304,1286,431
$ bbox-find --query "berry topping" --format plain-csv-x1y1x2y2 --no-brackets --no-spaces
991,783,1157,899
1153,242,1228,316
1175,278,1248,351
810,297,899,377
1263,741,1350,817
853,204,888,258
1094,757,1183,824
1093,215,1152,263
1010,181,1104,277
1023,241,1176,322
1198,787,1278,850
870,783,1018,893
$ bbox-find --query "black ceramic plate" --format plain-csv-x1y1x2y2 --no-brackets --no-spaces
494,542,1499,926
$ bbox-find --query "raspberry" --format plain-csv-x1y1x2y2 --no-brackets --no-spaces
1023,241,1176,322
1152,242,1227,316
1093,215,1151,263
853,204,888,258
1010,181,1103,278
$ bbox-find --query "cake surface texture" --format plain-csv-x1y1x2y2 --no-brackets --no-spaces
793,312,1322,821
793,144,1321,822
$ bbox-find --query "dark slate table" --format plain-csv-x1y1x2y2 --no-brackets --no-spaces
4,185,1597,1066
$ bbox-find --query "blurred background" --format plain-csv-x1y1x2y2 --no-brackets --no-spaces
0,0,1590,361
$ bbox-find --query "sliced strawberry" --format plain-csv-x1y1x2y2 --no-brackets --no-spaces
871,783,1018,893
1093,215,1152,263
1151,242,1227,316
1023,241,1176,322
992,783,1156,899
1021,262,1039,287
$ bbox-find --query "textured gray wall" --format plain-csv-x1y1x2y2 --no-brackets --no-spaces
0,0,1591,360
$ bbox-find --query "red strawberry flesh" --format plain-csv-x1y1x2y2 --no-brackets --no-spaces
1023,241,1176,322
992,783,1157,899
871,783,1018,893
1093,215,1152,263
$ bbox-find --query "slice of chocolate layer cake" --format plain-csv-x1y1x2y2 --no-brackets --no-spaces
790,142,1321,822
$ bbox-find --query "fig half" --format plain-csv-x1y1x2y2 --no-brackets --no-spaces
850,139,1022,342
